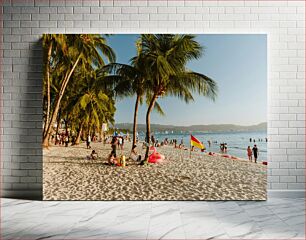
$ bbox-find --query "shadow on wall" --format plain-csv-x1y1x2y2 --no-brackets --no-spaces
3,39,44,201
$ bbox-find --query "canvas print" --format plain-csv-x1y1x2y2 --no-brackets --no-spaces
43,34,267,200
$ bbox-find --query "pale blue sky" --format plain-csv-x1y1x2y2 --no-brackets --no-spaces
107,34,267,126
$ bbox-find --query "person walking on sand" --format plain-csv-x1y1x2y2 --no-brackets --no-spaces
86,135,91,149
252,144,259,163
151,135,155,146
247,146,252,162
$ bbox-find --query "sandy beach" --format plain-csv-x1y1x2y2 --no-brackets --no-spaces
43,141,267,201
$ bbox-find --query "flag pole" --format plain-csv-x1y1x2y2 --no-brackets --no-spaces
190,135,191,159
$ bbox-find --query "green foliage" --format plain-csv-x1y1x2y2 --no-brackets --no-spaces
42,34,117,139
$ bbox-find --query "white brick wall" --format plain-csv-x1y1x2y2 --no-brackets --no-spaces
1,0,305,197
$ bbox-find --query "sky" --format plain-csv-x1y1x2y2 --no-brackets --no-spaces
107,34,267,126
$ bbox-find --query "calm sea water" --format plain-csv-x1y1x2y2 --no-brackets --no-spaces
138,131,267,161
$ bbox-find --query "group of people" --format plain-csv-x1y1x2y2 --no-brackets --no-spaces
107,135,143,166
52,132,70,147
84,133,262,165
250,137,267,142
150,136,172,147
247,145,259,163
220,143,228,153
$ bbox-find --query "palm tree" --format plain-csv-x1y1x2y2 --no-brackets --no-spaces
136,34,218,161
100,58,164,151
100,62,146,151
42,34,66,138
42,34,116,148
61,68,116,145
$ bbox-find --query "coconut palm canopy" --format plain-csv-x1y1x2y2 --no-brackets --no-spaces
42,34,218,153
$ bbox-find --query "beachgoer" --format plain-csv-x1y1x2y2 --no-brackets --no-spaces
86,135,91,149
65,135,69,147
252,145,259,163
247,146,252,161
224,143,228,153
208,140,211,147
151,135,155,146
56,134,60,145
108,152,117,165
71,136,76,145
117,136,121,148
220,143,224,152
249,138,252,142
130,144,141,161
111,136,118,157
87,150,98,160
121,137,124,150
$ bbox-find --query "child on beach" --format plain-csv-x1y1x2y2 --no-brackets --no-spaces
247,146,252,161
87,150,98,160
108,152,118,165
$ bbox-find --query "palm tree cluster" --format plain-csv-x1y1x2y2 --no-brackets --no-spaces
43,34,218,163
42,34,116,148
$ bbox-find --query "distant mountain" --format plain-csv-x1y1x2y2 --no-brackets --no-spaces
114,122,267,133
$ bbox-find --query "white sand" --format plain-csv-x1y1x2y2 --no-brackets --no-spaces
43,141,267,200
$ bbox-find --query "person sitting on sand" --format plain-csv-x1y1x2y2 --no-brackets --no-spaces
108,152,118,165
130,144,141,161
247,146,252,162
87,150,98,160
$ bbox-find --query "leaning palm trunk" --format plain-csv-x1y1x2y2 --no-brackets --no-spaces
132,94,140,150
42,55,81,148
144,94,158,162
43,41,53,137
75,121,84,145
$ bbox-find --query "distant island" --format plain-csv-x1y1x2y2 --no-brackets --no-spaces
114,122,267,133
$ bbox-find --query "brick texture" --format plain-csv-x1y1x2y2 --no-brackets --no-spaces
1,0,305,197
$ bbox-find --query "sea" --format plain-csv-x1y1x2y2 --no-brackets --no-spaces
138,131,267,161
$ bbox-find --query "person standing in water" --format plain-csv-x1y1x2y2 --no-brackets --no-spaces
252,145,259,163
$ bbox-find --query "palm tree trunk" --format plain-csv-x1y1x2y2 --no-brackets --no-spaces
144,94,158,162
43,41,53,138
75,121,84,145
42,54,81,148
132,94,140,150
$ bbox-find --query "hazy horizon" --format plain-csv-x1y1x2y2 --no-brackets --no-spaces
114,121,267,127
108,34,267,126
